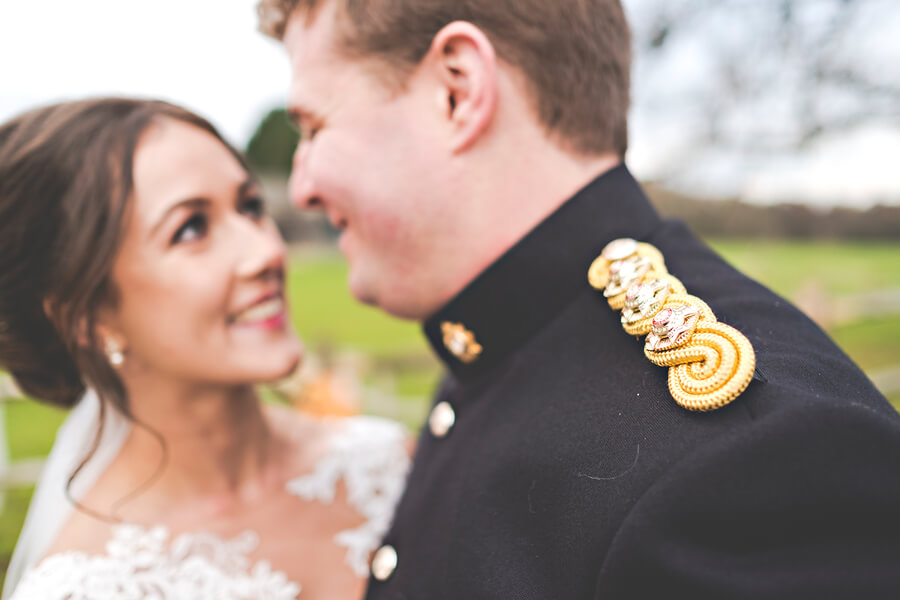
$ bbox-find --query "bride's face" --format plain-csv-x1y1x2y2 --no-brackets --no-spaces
104,118,303,385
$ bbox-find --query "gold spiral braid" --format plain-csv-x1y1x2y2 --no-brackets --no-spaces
660,293,716,321
588,239,756,411
588,242,666,295
620,275,688,337
645,320,756,411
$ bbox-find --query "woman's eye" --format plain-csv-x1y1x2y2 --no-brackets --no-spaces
241,196,266,219
172,214,208,245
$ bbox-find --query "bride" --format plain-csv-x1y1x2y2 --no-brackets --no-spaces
0,98,410,599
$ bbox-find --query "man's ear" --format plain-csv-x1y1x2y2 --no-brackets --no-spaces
425,21,498,153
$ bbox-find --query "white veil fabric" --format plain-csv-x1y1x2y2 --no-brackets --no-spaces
2,391,131,599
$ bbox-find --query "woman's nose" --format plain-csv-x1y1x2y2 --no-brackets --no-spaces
235,218,286,280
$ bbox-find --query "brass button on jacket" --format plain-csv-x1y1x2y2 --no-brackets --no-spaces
428,401,456,438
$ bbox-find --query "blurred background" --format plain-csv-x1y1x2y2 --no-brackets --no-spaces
1,0,898,584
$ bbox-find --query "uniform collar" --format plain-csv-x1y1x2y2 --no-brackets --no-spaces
423,163,662,383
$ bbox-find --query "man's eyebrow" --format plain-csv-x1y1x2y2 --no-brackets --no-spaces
286,106,317,128
238,179,257,195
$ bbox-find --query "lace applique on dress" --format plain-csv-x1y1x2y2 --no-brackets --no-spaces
286,415,410,577
10,524,301,600
7,415,410,599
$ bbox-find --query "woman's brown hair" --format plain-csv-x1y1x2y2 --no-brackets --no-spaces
0,98,250,509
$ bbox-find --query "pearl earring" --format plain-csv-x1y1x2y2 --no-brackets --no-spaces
105,339,125,368
109,350,125,367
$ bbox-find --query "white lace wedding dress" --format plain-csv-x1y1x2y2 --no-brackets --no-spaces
2,394,410,600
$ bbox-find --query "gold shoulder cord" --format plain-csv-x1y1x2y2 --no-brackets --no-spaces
588,238,756,411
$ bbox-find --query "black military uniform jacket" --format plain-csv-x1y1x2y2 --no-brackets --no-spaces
364,165,900,599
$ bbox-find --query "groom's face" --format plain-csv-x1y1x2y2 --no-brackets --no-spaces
284,4,454,319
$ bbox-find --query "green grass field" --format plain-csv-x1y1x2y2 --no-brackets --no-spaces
711,240,900,299
2,239,899,585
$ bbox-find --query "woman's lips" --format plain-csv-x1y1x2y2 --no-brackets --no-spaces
231,297,286,328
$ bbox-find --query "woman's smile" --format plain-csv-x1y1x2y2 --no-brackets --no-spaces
230,295,288,330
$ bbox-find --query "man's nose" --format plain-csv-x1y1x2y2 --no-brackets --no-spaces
288,143,321,210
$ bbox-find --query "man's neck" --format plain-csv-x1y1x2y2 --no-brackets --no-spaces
429,145,621,317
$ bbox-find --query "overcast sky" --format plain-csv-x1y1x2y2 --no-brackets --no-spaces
1,0,898,208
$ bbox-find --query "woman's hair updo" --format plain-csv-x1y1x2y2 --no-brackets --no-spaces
0,98,248,417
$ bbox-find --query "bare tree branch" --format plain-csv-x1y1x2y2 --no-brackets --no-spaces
630,0,899,160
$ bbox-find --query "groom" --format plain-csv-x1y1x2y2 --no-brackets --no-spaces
260,0,900,597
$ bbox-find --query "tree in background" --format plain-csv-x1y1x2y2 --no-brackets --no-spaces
245,108,299,176
629,0,899,190
245,109,340,242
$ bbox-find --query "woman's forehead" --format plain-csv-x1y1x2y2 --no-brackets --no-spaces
131,120,247,218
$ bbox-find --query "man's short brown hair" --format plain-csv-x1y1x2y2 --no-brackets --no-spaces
258,0,631,156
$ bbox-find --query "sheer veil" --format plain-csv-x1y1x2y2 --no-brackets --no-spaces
2,391,131,599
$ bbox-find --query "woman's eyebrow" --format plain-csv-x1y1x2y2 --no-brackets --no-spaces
150,197,211,236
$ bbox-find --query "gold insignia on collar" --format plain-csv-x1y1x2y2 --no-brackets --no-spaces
441,322,483,364
589,238,756,412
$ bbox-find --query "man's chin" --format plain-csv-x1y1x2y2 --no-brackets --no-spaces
347,272,425,320
347,268,378,307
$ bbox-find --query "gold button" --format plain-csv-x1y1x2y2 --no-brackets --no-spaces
371,544,398,581
429,401,456,438
441,322,482,363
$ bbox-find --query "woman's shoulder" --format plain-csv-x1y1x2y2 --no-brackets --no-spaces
265,405,412,470
274,407,411,501
274,409,412,577
274,408,412,492
283,412,411,500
